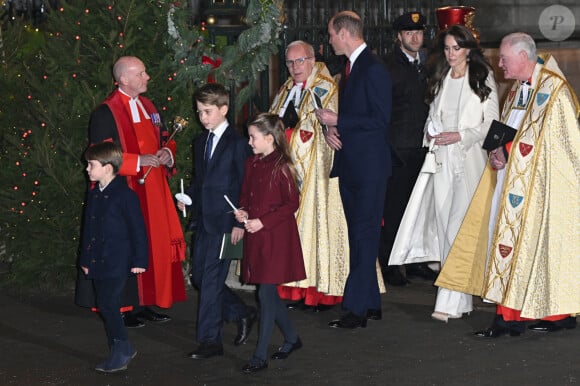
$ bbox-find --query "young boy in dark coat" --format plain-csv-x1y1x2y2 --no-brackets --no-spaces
79,141,148,373
177,83,255,360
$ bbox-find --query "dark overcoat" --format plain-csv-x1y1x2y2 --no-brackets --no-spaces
239,150,306,285
78,176,149,279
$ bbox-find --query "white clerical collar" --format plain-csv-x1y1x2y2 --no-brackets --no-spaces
119,88,150,123
278,82,304,118
348,43,367,68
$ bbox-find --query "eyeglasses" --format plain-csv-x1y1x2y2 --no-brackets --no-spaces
285,57,313,67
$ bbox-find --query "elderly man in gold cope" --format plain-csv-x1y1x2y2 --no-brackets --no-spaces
270,40,349,311
436,32,579,337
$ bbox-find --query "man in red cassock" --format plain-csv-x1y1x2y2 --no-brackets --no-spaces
87,56,187,327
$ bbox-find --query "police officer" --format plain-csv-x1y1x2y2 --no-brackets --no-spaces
379,12,436,284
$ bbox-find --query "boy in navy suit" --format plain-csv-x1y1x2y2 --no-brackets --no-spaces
177,83,255,359
79,142,148,373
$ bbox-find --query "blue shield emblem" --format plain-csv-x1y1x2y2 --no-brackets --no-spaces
536,93,549,106
509,193,523,208
314,86,328,99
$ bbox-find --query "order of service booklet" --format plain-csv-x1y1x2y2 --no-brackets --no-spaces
219,233,243,260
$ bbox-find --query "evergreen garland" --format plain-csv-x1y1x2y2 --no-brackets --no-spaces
168,0,284,111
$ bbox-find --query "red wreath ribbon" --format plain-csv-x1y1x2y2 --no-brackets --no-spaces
202,55,222,83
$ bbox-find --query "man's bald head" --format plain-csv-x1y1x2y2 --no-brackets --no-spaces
113,56,150,98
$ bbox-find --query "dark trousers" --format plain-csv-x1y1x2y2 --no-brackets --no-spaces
339,178,387,317
254,284,298,361
94,276,128,345
191,227,249,344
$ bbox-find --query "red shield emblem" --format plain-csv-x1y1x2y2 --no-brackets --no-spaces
498,244,512,258
300,130,313,143
519,143,533,157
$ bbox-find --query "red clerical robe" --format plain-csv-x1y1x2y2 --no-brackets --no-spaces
89,89,186,308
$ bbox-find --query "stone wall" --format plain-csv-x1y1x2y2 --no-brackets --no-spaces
464,0,579,44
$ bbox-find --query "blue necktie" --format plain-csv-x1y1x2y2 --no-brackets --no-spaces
205,132,214,164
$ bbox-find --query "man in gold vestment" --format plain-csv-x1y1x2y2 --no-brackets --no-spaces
271,40,349,310
435,33,579,337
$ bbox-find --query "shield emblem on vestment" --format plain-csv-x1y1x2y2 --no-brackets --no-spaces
498,244,513,258
536,93,549,105
509,193,523,208
519,143,533,157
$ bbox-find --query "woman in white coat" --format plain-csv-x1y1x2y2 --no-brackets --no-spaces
424,25,499,322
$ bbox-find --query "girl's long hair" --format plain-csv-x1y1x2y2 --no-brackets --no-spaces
425,24,493,104
248,113,298,186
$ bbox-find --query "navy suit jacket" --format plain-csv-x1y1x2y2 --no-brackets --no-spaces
331,47,393,184
187,125,251,235
79,176,149,279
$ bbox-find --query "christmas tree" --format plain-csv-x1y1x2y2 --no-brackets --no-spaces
0,0,197,291
0,0,285,292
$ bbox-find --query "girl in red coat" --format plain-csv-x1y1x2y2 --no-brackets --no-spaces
235,113,306,373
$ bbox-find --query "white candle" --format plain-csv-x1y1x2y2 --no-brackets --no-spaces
180,179,186,218
224,194,247,223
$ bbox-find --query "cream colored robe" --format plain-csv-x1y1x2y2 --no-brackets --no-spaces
436,54,580,318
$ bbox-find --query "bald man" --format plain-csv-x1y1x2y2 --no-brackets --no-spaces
84,56,187,327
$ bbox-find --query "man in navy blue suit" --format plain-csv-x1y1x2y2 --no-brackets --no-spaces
316,10,392,329
178,83,255,358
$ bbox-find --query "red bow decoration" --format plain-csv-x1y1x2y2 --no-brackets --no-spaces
202,55,222,83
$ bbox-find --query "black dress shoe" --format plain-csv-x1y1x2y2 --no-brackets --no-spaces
473,327,521,338
328,312,367,329
528,317,577,332
234,307,257,346
366,309,382,321
383,266,409,286
136,307,171,322
405,263,438,281
271,337,303,360
286,299,312,310
122,312,145,328
313,304,334,313
241,358,268,373
187,343,224,359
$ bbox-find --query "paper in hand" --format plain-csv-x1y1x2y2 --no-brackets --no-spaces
282,100,299,129
309,89,327,134
482,120,517,151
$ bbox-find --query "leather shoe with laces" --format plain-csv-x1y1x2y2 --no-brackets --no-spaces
528,317,577,332
234,307,257,346
271,337,303,360
187,343,224,359
329,312,367,329
473,326,521,338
